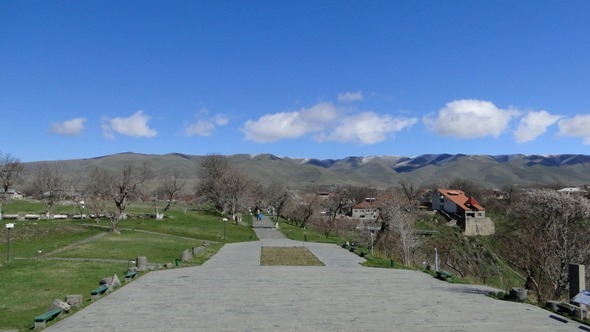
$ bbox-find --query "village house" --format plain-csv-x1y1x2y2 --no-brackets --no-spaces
0,189,23,200
351,198,378,220
431,189,495,236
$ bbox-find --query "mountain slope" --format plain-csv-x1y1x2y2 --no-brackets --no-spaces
21,153,590,189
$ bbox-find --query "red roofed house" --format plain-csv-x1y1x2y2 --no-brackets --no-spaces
431,189,495,236
351,198,378,220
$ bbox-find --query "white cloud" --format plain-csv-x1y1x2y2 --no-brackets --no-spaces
338,91,364,103
242,101,416,145
514,110,561,143
50,117,86,136
101,111,157,139
185,109,229,137
424,99,519,138
242,102,338,143
557,114,590,144
318,112,418,144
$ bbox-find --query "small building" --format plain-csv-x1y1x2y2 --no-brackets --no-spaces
557,187,588,196
431,189,495,236
351,198,378,220
0,189,23,200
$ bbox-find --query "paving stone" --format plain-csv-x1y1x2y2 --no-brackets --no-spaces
44,216,584,331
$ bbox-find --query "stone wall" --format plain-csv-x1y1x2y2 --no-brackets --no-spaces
464,217,495,236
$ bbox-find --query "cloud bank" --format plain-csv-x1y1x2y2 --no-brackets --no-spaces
242,100,417,145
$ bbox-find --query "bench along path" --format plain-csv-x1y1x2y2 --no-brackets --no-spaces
46,216,582,331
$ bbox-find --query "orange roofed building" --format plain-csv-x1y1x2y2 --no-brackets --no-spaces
431,189,495,236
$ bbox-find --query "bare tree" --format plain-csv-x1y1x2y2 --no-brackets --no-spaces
217,168,254,223
398,179,422,204
154,169,186,218
30,163,69,217
347,186,378,206
196,155,257,223
196,154,230,212
0,152,24,196
503,189,590,305
447,178,484,200
319,187,354,237
85,168,110,221
87,162,152,233
376,190,420,266
266,183,291,221
285,192,321,228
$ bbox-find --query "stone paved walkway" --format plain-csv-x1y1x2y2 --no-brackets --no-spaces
45,216,585,331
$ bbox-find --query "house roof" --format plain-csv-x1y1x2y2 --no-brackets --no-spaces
436,189,485,212
557,187,588,193
352,200,378,210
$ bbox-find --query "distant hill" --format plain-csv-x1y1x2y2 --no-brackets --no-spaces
21,152,590,190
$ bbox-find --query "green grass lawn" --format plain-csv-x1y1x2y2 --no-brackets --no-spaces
51,230,204,264
0,260,123,331
1,220,103,259
84,209,258,243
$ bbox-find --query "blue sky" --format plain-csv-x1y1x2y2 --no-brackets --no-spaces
1,1,590,162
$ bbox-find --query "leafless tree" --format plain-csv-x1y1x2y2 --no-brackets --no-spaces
376,190,420,266
398,179,422,204
319,187,355,237
503,189,590,305
447,178,484,200
0,152,24,196
196,154,230,210
30,163,69,217
285,192,321,228
85,169,109,221
265,183,291,221
86,162,152,233
346,186,379,206
218,168,255,223
196,155,257,223
196,155,230,212
154,169,186,218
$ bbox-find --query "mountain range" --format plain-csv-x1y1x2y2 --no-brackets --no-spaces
22,152,590,190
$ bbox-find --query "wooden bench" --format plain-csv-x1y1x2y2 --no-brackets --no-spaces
125,270,139,282
91,284,110,301
435,270,452,280
34,308,63,330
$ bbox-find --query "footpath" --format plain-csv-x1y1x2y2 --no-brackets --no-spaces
45,215,584,331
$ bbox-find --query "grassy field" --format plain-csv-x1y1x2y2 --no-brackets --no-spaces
260,247,324,266
0,201,257,331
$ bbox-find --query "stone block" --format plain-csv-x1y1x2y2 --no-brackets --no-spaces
136,256,148,271
65,294,83,307
181,249,192,261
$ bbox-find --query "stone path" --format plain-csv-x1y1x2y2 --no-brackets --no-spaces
45,215,585,331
